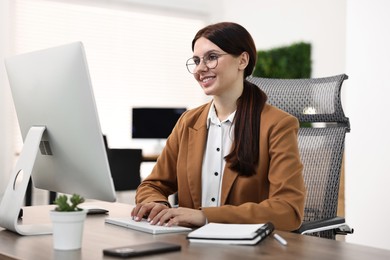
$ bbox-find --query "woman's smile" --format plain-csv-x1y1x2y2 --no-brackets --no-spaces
199,75,216,88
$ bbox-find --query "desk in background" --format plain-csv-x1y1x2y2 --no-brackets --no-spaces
142,154,159,162
1,202,390,260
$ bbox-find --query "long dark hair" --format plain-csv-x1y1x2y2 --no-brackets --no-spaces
192,22,267,176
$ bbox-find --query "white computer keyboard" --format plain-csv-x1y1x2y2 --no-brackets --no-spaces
105,217,192,235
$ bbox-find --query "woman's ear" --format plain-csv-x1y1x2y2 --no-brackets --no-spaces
238,52,250,71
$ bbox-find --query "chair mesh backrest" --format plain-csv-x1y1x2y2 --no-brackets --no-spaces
298,127,346,222
248,74,349,226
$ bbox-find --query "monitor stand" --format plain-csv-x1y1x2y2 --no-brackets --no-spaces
0,126,52,235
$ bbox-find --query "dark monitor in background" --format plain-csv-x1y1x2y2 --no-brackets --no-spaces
132,108,186,139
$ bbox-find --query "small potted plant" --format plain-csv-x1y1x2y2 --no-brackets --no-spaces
50,194,86,250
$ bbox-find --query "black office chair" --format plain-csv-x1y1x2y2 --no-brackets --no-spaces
103,136,142,191
248,74,353,239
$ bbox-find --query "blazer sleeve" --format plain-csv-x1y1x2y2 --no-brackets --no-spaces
134,110,186,205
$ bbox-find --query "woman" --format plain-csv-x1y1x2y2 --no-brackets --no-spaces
131,22,306,231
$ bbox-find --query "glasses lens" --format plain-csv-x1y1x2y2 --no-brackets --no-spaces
206,57,218,70
186,58,197,74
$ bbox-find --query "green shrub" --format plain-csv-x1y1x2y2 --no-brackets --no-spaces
253,42,311,79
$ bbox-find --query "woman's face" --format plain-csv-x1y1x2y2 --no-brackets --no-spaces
192,37,247,98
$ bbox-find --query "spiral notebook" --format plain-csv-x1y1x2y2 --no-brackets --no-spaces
187,222,274,245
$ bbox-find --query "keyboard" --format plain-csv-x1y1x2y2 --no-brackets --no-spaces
105,217,192,235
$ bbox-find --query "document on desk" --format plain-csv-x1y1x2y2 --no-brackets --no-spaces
187,222,274,245
105,217,192,235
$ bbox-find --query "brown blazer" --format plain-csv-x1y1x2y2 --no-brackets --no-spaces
136,102,306,231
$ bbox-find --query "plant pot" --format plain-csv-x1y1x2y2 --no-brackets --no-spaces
50,210,87,250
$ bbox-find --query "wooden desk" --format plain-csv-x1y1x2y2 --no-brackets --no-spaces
1,202,390,260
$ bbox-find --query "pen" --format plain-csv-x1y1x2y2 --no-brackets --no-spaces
273,233,288,246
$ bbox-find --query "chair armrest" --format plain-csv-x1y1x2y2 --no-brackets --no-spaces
294,216,354,235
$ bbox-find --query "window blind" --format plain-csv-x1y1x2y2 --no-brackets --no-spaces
10,0,208,148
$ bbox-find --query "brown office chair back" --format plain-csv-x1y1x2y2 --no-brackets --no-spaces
248,74,350,239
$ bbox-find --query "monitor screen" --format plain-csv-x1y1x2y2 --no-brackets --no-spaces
0,42,116,235
132,108,186,139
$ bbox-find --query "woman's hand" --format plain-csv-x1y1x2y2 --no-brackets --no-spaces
131,202,169,222
149,207,207,228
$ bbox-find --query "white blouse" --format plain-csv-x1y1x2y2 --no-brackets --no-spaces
201,103,235,207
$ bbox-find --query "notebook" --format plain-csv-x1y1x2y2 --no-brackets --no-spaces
187,222,274,245
105,217,192,235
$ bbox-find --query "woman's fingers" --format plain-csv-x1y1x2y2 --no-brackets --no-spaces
150,207,206,227
131,202,168,221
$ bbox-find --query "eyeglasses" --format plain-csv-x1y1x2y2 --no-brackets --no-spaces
186,53,229,74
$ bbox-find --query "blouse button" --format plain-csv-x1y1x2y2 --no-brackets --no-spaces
216,148,220,152
211,198,216,202
214,172,218,176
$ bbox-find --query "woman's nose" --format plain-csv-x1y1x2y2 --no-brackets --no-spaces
194,60,209,74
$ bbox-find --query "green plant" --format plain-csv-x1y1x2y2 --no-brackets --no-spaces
253,42,311,79
54,194,85,212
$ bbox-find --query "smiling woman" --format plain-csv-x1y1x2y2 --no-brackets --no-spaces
8,0,207,151
132,22,306,232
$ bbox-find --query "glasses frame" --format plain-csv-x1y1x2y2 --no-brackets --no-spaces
186,53,229,74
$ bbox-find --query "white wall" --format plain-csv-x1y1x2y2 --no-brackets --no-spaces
212,0,346,78
345,0,390,250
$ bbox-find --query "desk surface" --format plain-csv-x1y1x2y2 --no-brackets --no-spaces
1,202,390,260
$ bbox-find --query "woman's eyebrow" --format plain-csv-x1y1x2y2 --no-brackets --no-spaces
193,49,222,58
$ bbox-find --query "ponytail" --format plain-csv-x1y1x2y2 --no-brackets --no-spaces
225,80,267,176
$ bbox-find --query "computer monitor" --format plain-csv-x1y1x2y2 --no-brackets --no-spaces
0,42,116,235
132,107,186,139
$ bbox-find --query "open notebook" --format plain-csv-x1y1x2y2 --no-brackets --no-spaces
105,217,192,235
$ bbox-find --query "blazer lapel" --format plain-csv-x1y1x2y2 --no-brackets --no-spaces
186,103,210,209
220,164,238,205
